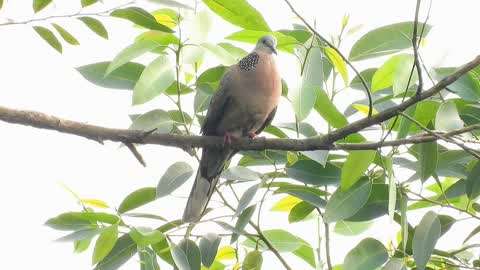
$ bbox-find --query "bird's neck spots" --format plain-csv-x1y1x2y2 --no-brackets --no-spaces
239,52,260,71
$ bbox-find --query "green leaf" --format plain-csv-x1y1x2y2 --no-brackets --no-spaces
293,243,316,268
156,162,194,198
74,238,92,253
202,0,270,31
463,224,480,244
231,205,255,243
350,68,376,91
435,101,464,132
139,247,160,270
235,184,259,216
93,225,119,265
325,178,372,223
94,234,137,270
106,40,163,76
33,26,62,53
129,227,165,247
81,0,99,7
291,85,317,121
199,233,221,267
418,140,438,181
56,228,102,242
226,30,298,53
413,211,441,270
288,201,315,223
200,43,236,66
221,166,261,182
118,187,156,214
46,212,119,230
334,221,372,236
77,61,144,90
383,258,406,270
314,89,348,128
173,239,201,270
133,55,175,104
0,0,3,10
33,0,52,12
218,42,248,59
371,54,415,93
286,160,340,186
434,67,480,101
275,185,327,208
270,196,302,212
152,237,174,265
243,250,263,270
349,21,432,61
325,47,348,85
129,109,173,134
148,0,194,10
52,23,79,45
343,238,388,270
259,229,303,252
346,183,390,222
78,17,108,39
111,7,173,32
466,161,480,200
341,150,376,191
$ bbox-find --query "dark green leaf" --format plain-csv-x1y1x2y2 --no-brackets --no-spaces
33,0,52,12
199,233,221,267
33,26,62,53
81,0,99,7
0,0,3,10
93,225,119,264
349,22,432,61
231,205,255,243
325,178,372,223
466,161,480,200
175,239,201,270
243,250,263,270
343,238,388,270
94,234,137,270
202,0,270,31
156,162,193,198
77,61,144,89
118,187,156,214
52,23,79,45
286,160,340,185
288,201,315,223
347,183,390,222
413,211,441,270
341,150,376,190
418,140,438,181
78,17,108,39
111,7,172,32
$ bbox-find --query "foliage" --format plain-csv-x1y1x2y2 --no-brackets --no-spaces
3,0,480,269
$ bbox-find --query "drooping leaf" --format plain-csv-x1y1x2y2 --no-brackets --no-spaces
33,0,52,12
435,101,464,131
288,201,315,223
94,234,137,270
347,183,390,222
231,205,255,243
293,242,316,267
418,140,438,181
413,211,441,270
52,23,80,45
156,162,193,198
291,85,317,121
202,0,270,31
93,225,119,265
129,109,173,134
343,238,388,270
139,247,160,270
463,224,480,244
174,239,201,270
81,0,99,7
118,187,156,214
33,26,62,53
466,161,480,200
325,47,348,85
77,62,144,90
243,250,263,270
340,150,376,191
325,178,372,223
111,7,173,32
199,233,221,267
74,238,92,253
286,160,340,186
78,17,108,39
133,55,175,104
349,22,432,61
235,184,260,216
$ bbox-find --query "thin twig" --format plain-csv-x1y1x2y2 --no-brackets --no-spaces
316,208,332,270
282,0,374,117
412,0,424,95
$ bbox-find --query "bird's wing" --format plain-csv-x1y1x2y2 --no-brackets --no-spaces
201,68,234,136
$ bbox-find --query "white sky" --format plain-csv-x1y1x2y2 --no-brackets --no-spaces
0,0,479,269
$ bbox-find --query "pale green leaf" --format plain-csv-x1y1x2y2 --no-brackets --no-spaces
133,55,175,104
202,0,270,31
156,162,193,198
93,225,118,265
33,26,62,53
52,23,80,45
118,187,156,214
343,238,388,270
78,17,108,39
341,150,376,190
413,211,441,270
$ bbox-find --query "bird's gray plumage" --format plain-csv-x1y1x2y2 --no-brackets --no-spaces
183,35,281,222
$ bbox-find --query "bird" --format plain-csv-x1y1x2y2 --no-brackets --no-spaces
183,35,282,222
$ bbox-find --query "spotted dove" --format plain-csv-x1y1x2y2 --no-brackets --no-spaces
183,35,282,222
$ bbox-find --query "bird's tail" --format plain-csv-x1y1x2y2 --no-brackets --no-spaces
182,168,219,223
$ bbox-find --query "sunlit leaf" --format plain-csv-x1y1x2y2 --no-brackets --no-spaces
325,47,348,85
33,0,52,12
271,195,302,212
78,17,108,39
81,0,99,7
81,198,109,209
118,187,156,214
129,227,165,247
93,225,118,265
243,250,263,270
77,61,144,90
111,7,173,32
202,0,270,31
341,150,376,191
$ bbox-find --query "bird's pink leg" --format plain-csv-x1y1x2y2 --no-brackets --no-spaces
247,131,257,140
223,132,233,145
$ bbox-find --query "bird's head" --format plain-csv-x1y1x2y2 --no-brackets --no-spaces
255,35,278,55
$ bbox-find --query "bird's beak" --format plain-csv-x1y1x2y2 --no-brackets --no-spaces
271,46,278,55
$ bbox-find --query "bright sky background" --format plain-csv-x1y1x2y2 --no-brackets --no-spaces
1,0,479,269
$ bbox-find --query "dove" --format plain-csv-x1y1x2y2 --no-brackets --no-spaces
183,35,282,222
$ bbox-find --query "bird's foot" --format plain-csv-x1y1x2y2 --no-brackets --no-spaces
223,132,234,145
247,132,257,140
